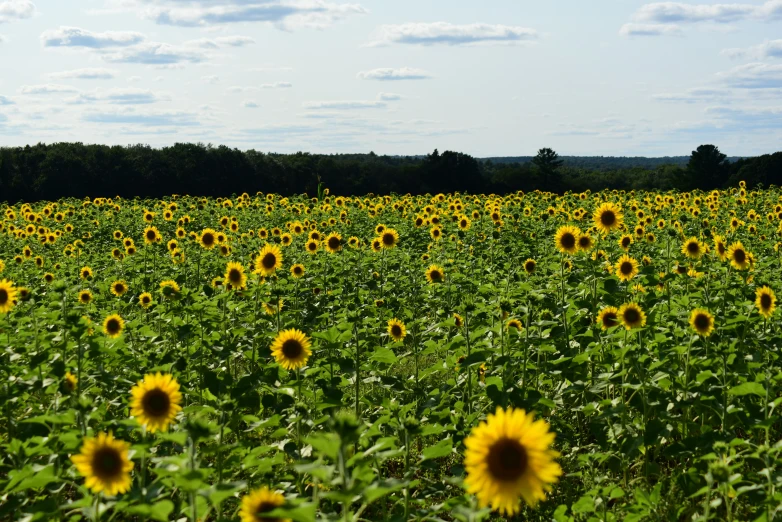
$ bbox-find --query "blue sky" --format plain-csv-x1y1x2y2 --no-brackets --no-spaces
0,0,781,156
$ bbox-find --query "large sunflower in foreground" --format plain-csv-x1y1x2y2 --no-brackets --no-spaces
255,244,283,276
0,279,17,314
271,329,312,371
225,261,247,290
618,302,646,330
130,373,183,433
70,432,134,496
239,486,290,522
464,407,561,515
756,286,776,318
554,226,580,255
199,228,218,250
614,254,639,282
324,232,342,253
592,202,623,234
387,318,406,342
727,241,750,270
380,228,400,249
689,308,714,337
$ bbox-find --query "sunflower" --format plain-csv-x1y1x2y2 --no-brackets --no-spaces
290,264,305,279
263,299,284,316
139,292,153,308
681,237,703,259
689,308,714,337
225,261,247,290
507,318,523,331
78,289,93,305
577,234,594,252
426,265,445,284
554,226,580,255
80,266,93,280
387,318,406,341
380,228,400,249
110,280,128,297
755,286,776,318
255,244,283,276
430,227,443,241
143,226,162,245
523,259,536,275
199,228,218,250
618,234,633,251
16,286,30,302
160,280,181,298
306,239,319,254
63,371,78,394
103,314,124,338
324,232,342,253
130,373,183,433
0,279,17,314
239,487,290,522
454,313,464,328
270,329,312,371
371,238,382,252
618,302,646,330
592,202,623,234
713,235,728,261
596,306,619,330
70,432,134,496
727,242,750,270
615,254,639,282
464,407,561,515
41,272,53,284
458,216,471,230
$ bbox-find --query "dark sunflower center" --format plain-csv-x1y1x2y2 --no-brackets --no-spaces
81,294,90,303
328,237,340,249
382,233,395,246
106,319,121,334
391,325,402,337
142,296,151,303
560,233,576,249
142,388,171,418
603,312,618,327
261,253,277,269
146,230,156,240
600,210,616,226
579,237,590,248
733,249,746,263
91,447,122,479
620,262,633,275
228,269,242,284
621,238,631,247
761,293,772,309
461,220,467,227
694,314,711,330
687,242,699,254
202,233,214,246
430,270,442,281
623,308,640,324
293,266,303,275
281,339,303,360
255,501,283,522
115,284,124,292
308,242,317,251
487,438,528,482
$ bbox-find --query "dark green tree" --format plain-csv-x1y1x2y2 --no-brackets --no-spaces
687,144,730,189
532,148,564,192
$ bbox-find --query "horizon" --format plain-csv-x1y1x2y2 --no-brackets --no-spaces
0,1,781,157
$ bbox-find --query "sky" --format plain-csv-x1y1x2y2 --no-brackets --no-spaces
0,0,781,157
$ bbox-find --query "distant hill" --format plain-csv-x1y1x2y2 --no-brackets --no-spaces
480,156,746,170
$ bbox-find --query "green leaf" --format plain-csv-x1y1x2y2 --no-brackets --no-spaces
370,347,398,365
421,438,453,461
728,382,767,397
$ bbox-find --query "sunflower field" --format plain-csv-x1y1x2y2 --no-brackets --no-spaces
1,184,782,521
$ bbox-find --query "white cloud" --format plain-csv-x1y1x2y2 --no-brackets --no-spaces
0,0,35,24
722,39,782,60
262,81,292,88
303,100,387,109
652,87,733,102
41,26,145,48
141,2,367,29
718,62,782,89
102,42,207,64
357,67,432,81
68,88,163,105
185,35,255,48
243,100,259,108
0,95,14,105
127,76,142,83
202,75,220,84
378,92,402,101
19,84,78,94
47,68,117,80
619,23,682,36
368,22,537,47
82,108,200,126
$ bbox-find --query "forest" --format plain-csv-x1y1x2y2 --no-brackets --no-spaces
0,142,780,202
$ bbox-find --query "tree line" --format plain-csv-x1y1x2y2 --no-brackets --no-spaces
0,142,780,203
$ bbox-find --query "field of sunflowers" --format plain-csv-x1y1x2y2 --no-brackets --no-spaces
1,183,781,521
